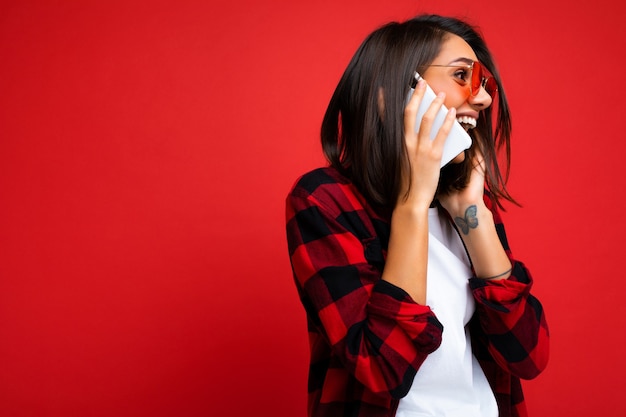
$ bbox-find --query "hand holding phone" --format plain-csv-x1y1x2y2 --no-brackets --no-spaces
407,73,472,167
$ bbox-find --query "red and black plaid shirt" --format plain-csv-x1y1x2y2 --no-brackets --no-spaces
286,167,549,417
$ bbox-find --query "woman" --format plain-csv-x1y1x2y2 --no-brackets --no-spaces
285,14,549,417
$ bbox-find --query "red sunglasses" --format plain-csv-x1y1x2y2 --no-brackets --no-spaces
426,61,498,98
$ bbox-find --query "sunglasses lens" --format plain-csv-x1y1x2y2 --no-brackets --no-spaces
471,62,498,97
484,77,498,97
471,62,483,97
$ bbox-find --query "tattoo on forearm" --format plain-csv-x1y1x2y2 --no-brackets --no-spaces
454,205,479,235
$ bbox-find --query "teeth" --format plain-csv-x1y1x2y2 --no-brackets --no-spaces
457,116,477,129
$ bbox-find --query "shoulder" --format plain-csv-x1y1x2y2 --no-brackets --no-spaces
286,167,372,220
289,167,350,195
289,166,352,201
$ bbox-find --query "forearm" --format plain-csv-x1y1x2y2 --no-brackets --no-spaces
382,203,430,304
450,201,511,280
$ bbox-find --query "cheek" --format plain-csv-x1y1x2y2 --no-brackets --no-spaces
443,90,468,110
424,78,468,110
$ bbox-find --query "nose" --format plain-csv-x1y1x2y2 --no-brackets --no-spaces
468,86,493,109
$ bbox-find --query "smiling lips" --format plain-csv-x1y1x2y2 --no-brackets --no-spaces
457,115,477,130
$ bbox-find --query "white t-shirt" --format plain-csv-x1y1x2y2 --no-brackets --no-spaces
395,207,497,417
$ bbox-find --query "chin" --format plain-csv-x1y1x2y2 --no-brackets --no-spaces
449,152,466,164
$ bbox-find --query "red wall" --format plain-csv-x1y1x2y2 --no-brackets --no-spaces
1,1,624,416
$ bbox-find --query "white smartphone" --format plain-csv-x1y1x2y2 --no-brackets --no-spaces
407,72,472,167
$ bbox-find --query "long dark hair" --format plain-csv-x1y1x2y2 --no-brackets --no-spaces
321,14,515,208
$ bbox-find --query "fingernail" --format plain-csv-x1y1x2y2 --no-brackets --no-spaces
437,92,445,99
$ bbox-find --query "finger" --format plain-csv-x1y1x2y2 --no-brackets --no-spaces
404,79,426,137
431,106,456,149
418,91,446,141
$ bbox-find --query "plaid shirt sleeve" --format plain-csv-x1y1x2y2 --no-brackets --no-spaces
286,169,443,405
468,192,550,416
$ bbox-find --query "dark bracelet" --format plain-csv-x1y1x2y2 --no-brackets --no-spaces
481,267,512,280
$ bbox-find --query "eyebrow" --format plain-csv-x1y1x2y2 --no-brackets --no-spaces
446,57,474,66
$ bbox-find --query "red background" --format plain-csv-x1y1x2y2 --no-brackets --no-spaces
1,1,624,416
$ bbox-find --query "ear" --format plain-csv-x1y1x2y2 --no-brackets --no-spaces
377,87,385,121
